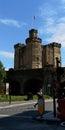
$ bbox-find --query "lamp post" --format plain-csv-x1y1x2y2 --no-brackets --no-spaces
53,88,56,117
9,84,11,104
56,57,61,82
53,57,60,117
47,84,51,95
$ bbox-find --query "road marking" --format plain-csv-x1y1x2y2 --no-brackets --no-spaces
0,99,53,109
43,111,52,116
60,122,65,127
0,114,32,119
0,114,9,117
0,101,36,109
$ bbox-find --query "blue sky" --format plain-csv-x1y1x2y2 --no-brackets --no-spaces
0,0,65,69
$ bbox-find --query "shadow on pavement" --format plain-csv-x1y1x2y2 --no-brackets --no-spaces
0,110,62,130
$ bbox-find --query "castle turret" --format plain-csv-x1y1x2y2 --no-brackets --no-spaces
42,42,61,68
25,29,42,69
14,43,25,70
26,29,42,44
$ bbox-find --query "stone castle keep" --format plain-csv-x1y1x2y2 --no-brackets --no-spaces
7,28,62,96
14,29,61,70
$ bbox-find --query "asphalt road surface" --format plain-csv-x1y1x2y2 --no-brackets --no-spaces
0,100,64,130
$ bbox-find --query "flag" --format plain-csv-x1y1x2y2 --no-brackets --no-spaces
33,16,35,20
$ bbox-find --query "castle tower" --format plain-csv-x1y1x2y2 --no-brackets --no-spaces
14,43,21,69
25,29,42,69
42,42,61,68
14,29,42,70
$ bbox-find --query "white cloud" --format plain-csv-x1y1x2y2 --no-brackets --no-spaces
38,2,65,47
60,0,65,9
0,51,14,58
38,1,65,66
39,3,57,19
39,20,65,46
59,17,65,22
45,21,65,46
0,18,26,28
46,18,55,25
61,0,65,3
5,68,9,71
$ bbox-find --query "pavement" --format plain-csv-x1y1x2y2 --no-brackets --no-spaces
0,99,65,124
0,99,65,130
36,111,61,122
43,112,60,121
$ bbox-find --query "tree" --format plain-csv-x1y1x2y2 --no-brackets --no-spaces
0,61,6,85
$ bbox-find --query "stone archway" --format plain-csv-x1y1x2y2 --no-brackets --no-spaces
24,78,43,95
9,80,21,95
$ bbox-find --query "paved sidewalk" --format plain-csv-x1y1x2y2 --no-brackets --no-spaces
0,98,53,104
0,99,61,122
42,111,61,121
0,99,53,106
0,99,65,129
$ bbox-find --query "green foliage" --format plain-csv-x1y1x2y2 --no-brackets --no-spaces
43,95,52,99
33,95,52,100
0,94,52,102
0,95,27,102
0,61,6,85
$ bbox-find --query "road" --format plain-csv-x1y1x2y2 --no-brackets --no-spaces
0,99,53,117
0,99,64,130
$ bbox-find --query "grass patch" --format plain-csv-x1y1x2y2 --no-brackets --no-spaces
0,95,27,102
44,95,52,99
0,94,52,102
33,94,52,100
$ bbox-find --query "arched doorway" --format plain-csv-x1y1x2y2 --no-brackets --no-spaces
9,80,21,95
24,78,43,95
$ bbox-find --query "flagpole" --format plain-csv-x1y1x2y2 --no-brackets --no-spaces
32,16,35,28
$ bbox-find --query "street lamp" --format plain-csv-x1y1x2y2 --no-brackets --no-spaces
53,57,60,117
53,57,61,117
47,84,51,95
